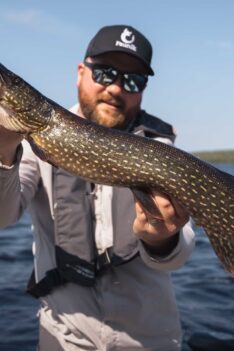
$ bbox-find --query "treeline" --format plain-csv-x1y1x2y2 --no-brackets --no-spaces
193,150,234,164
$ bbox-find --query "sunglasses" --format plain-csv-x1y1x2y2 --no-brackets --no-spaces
84,61,148,93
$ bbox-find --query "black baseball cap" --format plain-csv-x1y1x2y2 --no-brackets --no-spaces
85,25,154,76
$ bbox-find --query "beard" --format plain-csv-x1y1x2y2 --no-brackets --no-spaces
78,89,140,130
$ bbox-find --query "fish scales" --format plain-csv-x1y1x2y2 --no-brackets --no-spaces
0,63,234,275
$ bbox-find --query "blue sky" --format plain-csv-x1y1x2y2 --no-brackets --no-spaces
1,0,233,151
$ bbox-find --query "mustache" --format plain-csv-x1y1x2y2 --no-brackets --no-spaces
98,94,125,109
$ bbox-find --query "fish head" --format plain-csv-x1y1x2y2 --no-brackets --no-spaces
0,63,51,134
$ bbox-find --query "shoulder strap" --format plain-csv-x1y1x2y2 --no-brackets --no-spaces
133,110,176,142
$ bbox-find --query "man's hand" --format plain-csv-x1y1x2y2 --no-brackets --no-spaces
133,191,189,256
0,125,23,167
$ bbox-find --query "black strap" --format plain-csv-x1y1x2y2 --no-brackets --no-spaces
55,246,96,286
27,248,139,298
26,269,67,298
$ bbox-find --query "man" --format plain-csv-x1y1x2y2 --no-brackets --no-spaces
0,25,195,350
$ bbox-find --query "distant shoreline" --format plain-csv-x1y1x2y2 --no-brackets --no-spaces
193,150,234,164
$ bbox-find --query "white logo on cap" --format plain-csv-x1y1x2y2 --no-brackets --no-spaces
120,28,135,44
115,28,137,52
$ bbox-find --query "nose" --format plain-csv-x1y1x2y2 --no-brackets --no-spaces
105,76,123,96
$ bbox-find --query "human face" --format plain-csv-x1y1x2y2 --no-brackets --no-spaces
77,52,148,129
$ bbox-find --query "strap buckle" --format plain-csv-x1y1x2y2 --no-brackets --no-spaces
96,247,113,273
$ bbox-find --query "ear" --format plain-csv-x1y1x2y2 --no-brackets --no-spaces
76,63,85,88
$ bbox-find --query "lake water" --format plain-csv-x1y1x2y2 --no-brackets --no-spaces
0,163,234,351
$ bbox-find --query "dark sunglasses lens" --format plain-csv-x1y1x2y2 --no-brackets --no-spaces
123,74,147,93
93,67,117,85
86,61,147,93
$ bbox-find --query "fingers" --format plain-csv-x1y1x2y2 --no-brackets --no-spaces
149,190,189,225
168,195,189,224
131,188,164,220
0,126,23,166
133,189,189,243
151,192,176,222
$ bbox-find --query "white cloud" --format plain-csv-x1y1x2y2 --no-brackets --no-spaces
1,8,81,36
3,9,41,25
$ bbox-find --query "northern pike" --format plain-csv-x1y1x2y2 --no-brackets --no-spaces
0,63,234,276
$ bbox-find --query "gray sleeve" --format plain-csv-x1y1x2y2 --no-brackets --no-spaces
0,140,40,228
138,221,195,271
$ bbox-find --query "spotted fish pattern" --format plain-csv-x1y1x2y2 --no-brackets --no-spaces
0,63,234,275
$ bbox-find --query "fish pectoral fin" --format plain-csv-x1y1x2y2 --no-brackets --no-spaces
26,135,57,168
131,187,164,221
